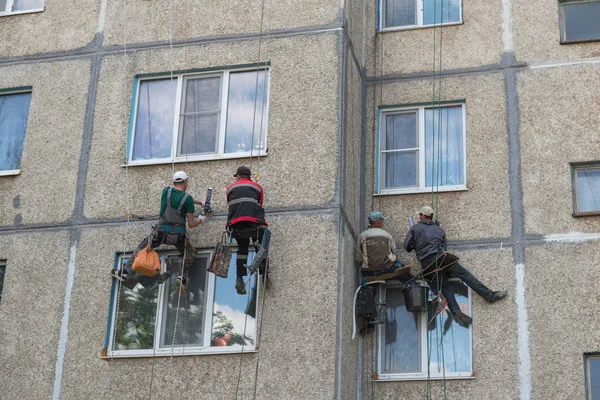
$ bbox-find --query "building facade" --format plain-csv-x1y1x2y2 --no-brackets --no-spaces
1,0,600,399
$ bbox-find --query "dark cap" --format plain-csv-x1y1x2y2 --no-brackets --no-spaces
234,166,251,177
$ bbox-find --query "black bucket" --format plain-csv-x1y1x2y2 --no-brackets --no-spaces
403,280,428,312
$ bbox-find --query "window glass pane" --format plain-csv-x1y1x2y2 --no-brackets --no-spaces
0,0,9,12
179,76,222,155
383,288,421,373
224,70,268,154
423,0,461,25
385,112,417,150
180,114,219,154
0,261,6,305
428,281,471,373
13,0,44,11
385,151,418,188
0,92,31,171
563,2,600,42
113,259,158,350
132,79,175,161
577,168,600,212
211,252,258,347
160,256,208,348
589,357,600,399
184,77,221,113
425,106,464,187
385,0,417,27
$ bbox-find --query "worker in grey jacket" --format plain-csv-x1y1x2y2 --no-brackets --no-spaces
404,206,507,326
356,211,413,284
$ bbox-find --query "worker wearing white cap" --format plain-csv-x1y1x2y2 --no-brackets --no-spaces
404,205,507,327
111,171,208,293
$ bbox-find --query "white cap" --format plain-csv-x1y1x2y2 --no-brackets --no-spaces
173,171,189,183
419,206,434,217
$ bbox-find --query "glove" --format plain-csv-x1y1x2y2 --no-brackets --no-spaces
197,215,207,224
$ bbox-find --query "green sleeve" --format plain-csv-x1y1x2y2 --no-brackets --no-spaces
159,187,168,216
184,195,195,215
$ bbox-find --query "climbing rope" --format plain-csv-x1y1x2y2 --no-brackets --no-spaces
424,0,449,398
252,257,270,399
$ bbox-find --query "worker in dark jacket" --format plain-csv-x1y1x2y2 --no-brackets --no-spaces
404,206,507,326
111,171,207,292
227,166,269,295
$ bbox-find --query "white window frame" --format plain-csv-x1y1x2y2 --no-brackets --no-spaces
0,88,32,176
126,66,270,167
376,281,473,381
377,103,467,195
0,0,45,17
378,0,463,32
105,249,259,358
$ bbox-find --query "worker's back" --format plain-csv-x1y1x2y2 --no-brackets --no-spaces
408,221,446,262
356,227,396,272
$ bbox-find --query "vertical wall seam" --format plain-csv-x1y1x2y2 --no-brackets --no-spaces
506,65,531,400
52,229,80,400
335,29,347,399
73,54,102,221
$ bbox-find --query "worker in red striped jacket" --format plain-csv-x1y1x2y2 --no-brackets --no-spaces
227,166,269,295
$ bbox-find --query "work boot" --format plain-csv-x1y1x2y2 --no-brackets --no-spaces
489,289,508,303
175,276,187,296
235,278,246,295
453,311,472,327
157,272,170,284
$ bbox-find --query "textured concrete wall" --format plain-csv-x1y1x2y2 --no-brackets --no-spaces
0,0,99,58
361,248,518,400
365,73,511,241
526,241,600,399
59,213,340,399
519,64,600,235
103,0,341,47
85,33,340,220
0,60,91,226
364,0,504,77
513,0,600,64
0,231,72,400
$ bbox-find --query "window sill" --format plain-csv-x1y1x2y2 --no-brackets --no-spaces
103,345,258,359
573,211,600,217
0,8,44,17
122,150,268,167
560,38,600,45
376,372,475,382
0,169,21,177
378,21,463,33
375,185,468,196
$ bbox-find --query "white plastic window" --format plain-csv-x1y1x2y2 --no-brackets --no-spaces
0,0,45,16
377,280,473,381
380,0,462,31
572,163,600,216
107,250,260,357
378,103,467,194
128,67,269,166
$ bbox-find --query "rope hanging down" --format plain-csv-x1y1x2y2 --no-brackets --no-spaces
424,0,449,399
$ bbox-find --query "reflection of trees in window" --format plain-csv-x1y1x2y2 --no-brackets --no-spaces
114,285,158,350
211,311,254,347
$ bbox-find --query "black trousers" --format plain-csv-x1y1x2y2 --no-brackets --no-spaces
422,256,493,314
122,229,194,289
230,222,268,279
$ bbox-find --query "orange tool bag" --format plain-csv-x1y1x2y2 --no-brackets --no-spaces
132,245,161,277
